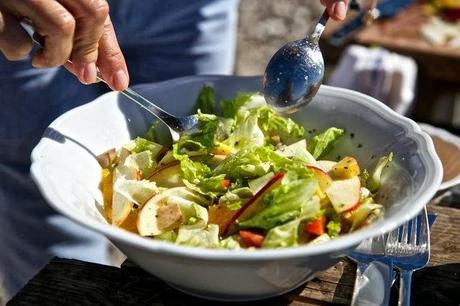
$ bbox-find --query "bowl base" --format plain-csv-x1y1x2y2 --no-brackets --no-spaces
166,281,306,302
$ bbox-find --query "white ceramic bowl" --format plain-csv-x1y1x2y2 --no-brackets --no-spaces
31,76,442,301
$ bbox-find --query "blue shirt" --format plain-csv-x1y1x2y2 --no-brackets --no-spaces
0,0,238,298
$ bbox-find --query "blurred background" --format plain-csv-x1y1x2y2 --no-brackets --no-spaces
235,0,460,134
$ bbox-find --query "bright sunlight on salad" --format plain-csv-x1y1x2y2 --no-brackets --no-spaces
97,86,392,249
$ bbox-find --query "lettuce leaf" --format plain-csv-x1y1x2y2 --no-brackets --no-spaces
183,174,228,199
218,187,253,211
222,109,265,150
213,147,284,180
125,137,163,158
194,85,216,114
218,235,242,249
113,176,159,206
156,230,177,242
173,144,211,184
221,93,257,118
123,151,156,179
366,153,393,193
262,219,301,248
256,106,305,143
276,139,317,165
175,224,219,248
307,127,344,159
238,172,318,230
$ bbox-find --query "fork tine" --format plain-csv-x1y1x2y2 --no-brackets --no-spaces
387,224,399,246
418,207,429,245
400,221,409,244
410,215,418,246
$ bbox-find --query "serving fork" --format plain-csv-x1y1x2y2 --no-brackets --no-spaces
385,207,430,306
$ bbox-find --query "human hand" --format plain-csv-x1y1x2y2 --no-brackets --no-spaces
0,0,129,91
321,0,350,21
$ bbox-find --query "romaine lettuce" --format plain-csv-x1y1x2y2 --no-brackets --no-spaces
175,224,219,248
238,173,318,229
262,219,301,248
194,85,216,114
307,127,344,159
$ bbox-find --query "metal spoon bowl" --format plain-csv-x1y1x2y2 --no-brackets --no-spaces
263,10,329,113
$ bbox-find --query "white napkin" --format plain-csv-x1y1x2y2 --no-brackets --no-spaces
328,45,417,116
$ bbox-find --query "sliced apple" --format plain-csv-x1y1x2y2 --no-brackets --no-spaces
96,148,116,169
137,188,177,236
148,162,183,188
317,160,337,173
326,176,361,213
222,172,284,236
137,187,199,236
307,166,333,192
111,166,137,226
112,191,133,226
248,172,275,194
331,156,360,179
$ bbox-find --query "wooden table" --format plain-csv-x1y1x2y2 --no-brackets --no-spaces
7,191,460,306
321,3,460,125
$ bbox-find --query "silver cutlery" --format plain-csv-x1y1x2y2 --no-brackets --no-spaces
385,207,430,306
21,19,198,143
263,9,329,113
349,235,393,306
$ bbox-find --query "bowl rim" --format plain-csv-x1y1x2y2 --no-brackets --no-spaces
30,75,443,260
418,122,460,191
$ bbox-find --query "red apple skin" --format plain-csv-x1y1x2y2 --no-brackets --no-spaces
222,172,284,236
307,165,333,191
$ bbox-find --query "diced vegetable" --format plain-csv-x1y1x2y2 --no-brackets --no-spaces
304,216,326,236
331,156,360,179
239,230,264,248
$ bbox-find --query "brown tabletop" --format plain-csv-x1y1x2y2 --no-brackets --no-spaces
321,3,460,124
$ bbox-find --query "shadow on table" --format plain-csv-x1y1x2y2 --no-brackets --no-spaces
389,263,460,306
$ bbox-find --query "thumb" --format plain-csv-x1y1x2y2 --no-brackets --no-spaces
0,11,33,60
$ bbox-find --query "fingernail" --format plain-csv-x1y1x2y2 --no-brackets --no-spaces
112,70,129,90
83,62,97,84
333,1,347,20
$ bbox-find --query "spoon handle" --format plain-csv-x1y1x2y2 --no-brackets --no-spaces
310,9,330,43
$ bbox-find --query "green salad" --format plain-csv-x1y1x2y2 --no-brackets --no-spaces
98,86,392,249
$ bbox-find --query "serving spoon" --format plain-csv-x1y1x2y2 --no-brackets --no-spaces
21,20,197,143
263,9,330,113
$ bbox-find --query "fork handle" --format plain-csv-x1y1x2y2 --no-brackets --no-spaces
398,270,413,306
